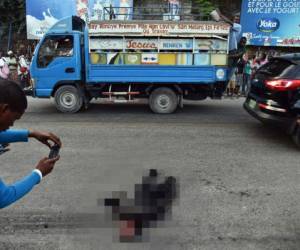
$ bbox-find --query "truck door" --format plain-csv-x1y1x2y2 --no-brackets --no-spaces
32,34,81,97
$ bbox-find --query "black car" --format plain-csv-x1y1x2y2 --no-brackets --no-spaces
244,53,300,148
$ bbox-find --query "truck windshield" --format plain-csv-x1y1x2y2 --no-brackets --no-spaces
37,35,74,68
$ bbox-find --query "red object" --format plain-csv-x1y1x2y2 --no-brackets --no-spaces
265,79,300,91
20,67,27,73
119,220,135,237
258,103,287,112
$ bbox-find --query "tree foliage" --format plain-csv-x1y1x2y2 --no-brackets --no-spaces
0,0,26,34
192,0,216,18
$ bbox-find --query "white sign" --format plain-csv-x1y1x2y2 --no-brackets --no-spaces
90,38,195,51
160,39,193,50
195,39,227,50
141,53,158,64
90,38,123,49
89,37,228,51
89,21,231,36
126,39,158,50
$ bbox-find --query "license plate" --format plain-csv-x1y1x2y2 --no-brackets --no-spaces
248,99,257,109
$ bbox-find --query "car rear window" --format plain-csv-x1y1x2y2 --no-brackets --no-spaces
256,59,296,78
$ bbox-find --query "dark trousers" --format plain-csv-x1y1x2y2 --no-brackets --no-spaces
241,74,251,95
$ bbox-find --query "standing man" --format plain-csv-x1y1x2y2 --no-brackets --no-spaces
227,37,247,80
242,55,252,96
213,11,246,80
229,15,242,52
6,51,18,82
169,0,180,20
164,0,180,20
18,53,30,89
0,79,61,209
235,55,246,97
118,0,131,20
211,11,242,51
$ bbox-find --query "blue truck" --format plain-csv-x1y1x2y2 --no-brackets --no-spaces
27,16,232,114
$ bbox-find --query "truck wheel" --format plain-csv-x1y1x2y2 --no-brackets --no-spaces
292,124,300,148
149,87,178,114
54,85,83,113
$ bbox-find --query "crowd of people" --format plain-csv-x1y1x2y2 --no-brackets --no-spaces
225,51,278,98
0,50,31,89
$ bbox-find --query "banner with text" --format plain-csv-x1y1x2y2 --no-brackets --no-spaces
89,22,231,36
241,0,300,46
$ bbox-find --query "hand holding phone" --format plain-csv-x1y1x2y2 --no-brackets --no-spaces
48,144,60,159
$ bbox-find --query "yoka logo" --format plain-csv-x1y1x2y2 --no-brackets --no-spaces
257,18,280,33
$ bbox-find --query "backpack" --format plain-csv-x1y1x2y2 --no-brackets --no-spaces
0,57,10,79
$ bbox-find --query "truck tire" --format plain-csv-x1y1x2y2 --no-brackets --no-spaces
54,85,83,113
149,87,178,114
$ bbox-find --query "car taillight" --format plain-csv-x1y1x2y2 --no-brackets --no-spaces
265,79,300,91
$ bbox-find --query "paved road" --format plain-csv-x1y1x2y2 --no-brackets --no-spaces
0,97,299,250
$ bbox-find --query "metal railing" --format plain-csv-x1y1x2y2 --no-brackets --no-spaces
90,6,212,21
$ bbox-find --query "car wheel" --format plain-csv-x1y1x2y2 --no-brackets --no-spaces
54,85,83,113
149,87,178,114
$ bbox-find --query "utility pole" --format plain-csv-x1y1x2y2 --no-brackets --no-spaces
7,21,12,51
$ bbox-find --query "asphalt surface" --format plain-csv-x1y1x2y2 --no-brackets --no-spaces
0,97,299,250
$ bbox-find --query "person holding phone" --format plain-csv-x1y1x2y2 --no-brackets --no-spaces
0,79,61,209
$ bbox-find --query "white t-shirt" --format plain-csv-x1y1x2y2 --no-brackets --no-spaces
6,56,17,71
18,56,29,75
169,0,179,4
0,58,9,79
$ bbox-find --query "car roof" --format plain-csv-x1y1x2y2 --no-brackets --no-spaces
274,53,300,64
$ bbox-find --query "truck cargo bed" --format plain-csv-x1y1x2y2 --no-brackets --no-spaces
87,65,222,84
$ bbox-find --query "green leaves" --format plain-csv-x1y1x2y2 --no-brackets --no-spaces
192,0,216,18
0,0,26,33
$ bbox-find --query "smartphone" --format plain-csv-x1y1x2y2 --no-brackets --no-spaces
48,144,60,159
